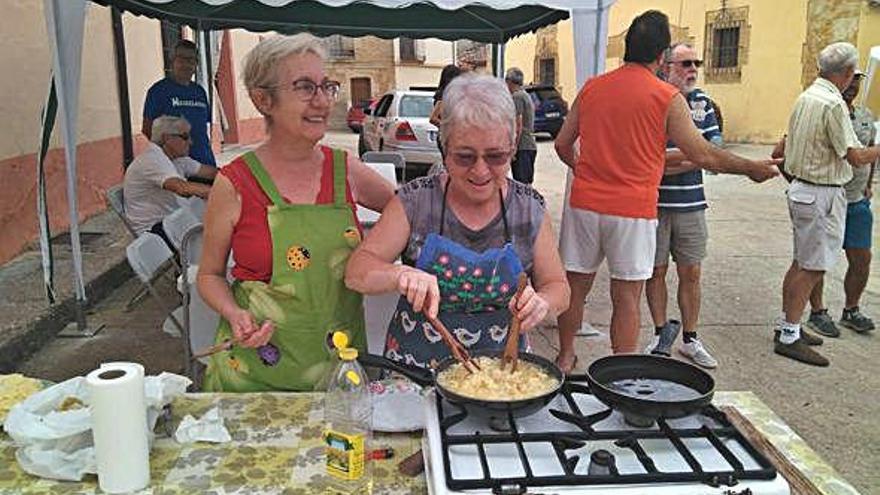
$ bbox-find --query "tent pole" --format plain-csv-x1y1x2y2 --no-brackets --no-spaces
111,6,134,168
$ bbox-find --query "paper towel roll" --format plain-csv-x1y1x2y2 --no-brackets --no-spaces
86,362,150,493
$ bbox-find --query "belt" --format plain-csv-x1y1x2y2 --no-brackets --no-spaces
795,177,842,188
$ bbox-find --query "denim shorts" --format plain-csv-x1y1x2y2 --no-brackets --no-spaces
843,198,873,250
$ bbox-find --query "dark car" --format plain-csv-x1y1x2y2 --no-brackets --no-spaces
525,85,568,138
346,99,375,133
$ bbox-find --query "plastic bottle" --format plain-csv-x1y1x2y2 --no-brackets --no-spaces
323,333,372,494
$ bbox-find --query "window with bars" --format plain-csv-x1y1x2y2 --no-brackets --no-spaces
703,6,749,83
539,58,556,87
324,35,355,59
398,37,425,62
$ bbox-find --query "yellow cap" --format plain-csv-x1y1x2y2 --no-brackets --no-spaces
339,347,358,361
332,331,350,350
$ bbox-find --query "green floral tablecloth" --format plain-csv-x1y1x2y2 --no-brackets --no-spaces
0,391,861,494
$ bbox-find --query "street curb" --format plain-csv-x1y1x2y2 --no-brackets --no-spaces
0,260,133,373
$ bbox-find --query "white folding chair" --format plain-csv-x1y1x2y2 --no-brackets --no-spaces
362,151,406,183
178,224,219,385
162,207,201,251
106,185,138,239
126,232,184,334
357,161,398,226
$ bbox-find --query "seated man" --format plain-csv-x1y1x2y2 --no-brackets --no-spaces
123,115,216,244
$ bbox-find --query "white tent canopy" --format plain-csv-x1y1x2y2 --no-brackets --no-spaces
42,0,615,328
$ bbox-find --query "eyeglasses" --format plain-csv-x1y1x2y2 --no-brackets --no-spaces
449,149,512,168
669,59,703,68
266,78,341,101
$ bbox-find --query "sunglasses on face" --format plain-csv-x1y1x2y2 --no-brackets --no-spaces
449,149,512,168
266,78,341,101
669,59,703,68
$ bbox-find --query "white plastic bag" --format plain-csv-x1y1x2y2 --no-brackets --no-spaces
3,371,190,481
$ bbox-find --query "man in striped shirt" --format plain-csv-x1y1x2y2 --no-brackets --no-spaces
644,43,721,368
777,42,880,366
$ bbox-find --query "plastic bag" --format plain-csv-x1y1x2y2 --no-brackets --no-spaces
3,370,190,481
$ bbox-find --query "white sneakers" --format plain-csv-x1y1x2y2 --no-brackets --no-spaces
678,339,718,369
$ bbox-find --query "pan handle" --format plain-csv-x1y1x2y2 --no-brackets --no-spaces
357,353,435,387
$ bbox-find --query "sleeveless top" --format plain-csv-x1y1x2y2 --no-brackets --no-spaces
397,174,546,274
570,64,679,219
221,146,358,282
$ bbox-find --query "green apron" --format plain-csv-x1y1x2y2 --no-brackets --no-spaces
203,149,366,392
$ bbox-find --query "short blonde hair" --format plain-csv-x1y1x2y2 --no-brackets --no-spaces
440,73,516,151
242,34,327,91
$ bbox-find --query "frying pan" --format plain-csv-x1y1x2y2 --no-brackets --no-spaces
358,349,564,421
586,354,714,426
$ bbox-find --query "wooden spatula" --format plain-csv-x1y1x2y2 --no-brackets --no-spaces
501,273,529,372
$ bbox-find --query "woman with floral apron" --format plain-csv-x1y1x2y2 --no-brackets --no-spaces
345,74,569,369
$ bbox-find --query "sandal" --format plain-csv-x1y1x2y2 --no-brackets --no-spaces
555,353,579,374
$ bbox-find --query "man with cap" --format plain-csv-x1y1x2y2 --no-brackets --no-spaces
505,67,538,184
774,42,880,366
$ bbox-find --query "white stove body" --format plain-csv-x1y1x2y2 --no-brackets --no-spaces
423,391,790,495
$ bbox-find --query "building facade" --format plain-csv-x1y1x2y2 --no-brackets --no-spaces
505,0,880,143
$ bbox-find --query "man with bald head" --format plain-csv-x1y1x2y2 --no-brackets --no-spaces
644,43,721,368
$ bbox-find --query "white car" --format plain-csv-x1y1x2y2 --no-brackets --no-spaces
359,90,441,180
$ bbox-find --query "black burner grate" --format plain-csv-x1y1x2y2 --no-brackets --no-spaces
437,375,778,492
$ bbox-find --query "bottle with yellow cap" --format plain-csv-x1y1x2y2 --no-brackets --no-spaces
323,332,373,494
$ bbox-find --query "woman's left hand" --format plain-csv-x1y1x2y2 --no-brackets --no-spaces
509,285,549,332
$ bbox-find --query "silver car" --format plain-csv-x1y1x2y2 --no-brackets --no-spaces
359,90,441,179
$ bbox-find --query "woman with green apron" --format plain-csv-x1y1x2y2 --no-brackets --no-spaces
197,34,393,392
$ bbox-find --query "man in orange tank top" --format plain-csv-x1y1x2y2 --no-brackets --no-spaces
552,10,781,372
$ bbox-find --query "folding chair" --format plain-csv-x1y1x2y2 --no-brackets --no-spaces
362,151,406,183
106,185,138,239
162,207,201,251
356,161,398,227
126,232,184,334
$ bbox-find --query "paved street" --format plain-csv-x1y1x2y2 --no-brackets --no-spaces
18,132,879,493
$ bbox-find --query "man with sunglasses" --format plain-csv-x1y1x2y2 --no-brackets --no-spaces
644,43,722,368
143,40,216,167
124,115,216,248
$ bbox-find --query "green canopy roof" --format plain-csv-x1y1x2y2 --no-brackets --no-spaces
91,0,571,43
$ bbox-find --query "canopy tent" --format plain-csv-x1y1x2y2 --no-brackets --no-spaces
864,45,880,107
41,0,615,333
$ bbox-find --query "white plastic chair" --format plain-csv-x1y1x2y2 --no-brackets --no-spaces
178,224,219,384
106,185,138,238
162,207,202,251
357,161,398,226
126,232,184,334
363,151,406,183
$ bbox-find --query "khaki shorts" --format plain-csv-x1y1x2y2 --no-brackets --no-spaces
788,180,846,271
560,207,658,280
654,209,708,266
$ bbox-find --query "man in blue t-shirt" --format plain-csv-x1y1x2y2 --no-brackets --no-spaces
143,40,216,166
644,43,722,369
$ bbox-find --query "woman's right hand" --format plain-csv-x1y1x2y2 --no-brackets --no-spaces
227,307,275,348
396,266,440,319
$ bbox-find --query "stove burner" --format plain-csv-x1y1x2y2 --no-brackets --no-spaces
434,376,780,492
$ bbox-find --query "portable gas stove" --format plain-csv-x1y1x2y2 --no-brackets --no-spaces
422,375,790,494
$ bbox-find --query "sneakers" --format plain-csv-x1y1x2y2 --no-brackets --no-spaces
839,307,875,334
645,320,681,357
774,340,829,367
805,309,840,337
773,329,823,346
678,339,718,369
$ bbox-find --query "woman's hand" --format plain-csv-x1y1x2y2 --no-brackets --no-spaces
227,307,276,348
396,266,440,319
509,285,549,332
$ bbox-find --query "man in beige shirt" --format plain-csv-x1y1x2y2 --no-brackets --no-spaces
776,42,880,366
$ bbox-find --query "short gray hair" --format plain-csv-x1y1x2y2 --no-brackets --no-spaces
817,42,859,77
242,34,327,91
440,74,516,151
150,116,190,145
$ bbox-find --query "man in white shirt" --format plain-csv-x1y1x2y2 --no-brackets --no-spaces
123,115,216,243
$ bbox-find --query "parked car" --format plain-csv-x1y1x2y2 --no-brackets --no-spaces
359,90,440,180
525,84,568,138
346,99,375,133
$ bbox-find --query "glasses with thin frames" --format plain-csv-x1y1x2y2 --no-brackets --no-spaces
669,59,703,68
266,78,341,101
448,149,512,168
